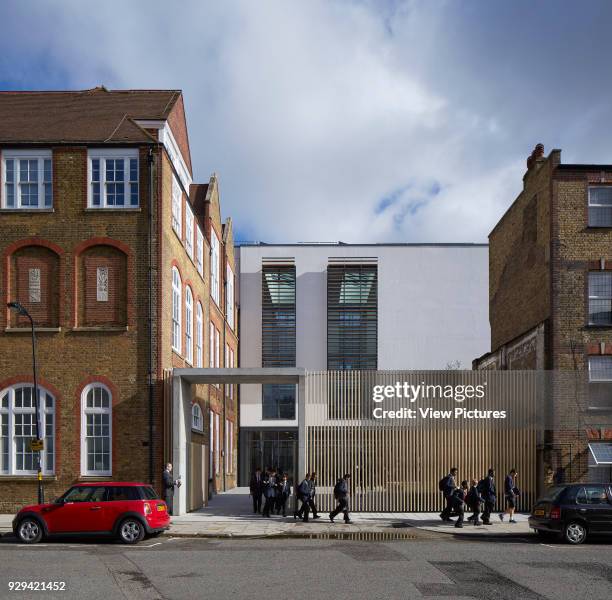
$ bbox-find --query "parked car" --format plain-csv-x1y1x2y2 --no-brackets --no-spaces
528,483,612,544
13,482,170,545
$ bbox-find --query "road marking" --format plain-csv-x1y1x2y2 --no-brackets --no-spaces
127,542,162,548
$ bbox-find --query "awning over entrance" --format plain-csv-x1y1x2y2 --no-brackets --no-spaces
172,368,307,516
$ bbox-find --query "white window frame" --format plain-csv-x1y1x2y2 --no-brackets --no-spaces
211,229,220,306
171,175,182,236
588,271,612,325
192,403,203,432
1,150,53,210
195,302,203,368
226,264,235,328
88,148,139,208
588,356,612,382
80,383,112,476
185,286,194,364
196,226,204,277
0,384,55,476
185,202,194,259
172,267,182,354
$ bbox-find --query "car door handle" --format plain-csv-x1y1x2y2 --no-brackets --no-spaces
90,506,102,511
579,508,587,512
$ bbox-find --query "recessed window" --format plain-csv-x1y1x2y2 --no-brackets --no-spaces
192,403,203,432
171,175,182,236
185,286,193,364
589,271,612,325
172,267,182,354
88,149,139,208
226,264,235,328
589,356,612,381
0,385,55,475
185,203,194,259
211,229,220,306
196,302,203,368
2,151,52,209
588,187,612,227
81,384,112,476
196,226,204,277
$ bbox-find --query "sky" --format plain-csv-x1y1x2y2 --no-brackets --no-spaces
2,0,612,243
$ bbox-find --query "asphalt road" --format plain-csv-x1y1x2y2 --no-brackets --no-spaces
0,531,611,600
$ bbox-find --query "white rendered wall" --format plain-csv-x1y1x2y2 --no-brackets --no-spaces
237,244,490,428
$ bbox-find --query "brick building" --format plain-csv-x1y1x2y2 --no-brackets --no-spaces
0,87,238,512
474,144,612,488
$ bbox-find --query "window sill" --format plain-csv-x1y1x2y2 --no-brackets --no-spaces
72,326,129,332
172,348,183,359
587,407,612,414
0,208,55,213
192,428,205,435
84,207,141,212
0,475,57,481
76,475,113,481
5,327,61,333
585,324,612,329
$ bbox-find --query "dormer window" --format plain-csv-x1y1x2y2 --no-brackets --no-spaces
2,150,52,209
88,149,139,208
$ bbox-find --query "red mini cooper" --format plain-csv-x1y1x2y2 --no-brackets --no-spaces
13,482,170,544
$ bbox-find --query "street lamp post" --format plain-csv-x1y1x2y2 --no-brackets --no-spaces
7,301,44,504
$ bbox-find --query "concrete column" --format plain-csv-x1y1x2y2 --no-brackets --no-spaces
172,375,191,516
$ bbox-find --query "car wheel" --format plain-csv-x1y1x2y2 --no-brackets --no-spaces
563,521,587,545
17,518,43,544
118,518,145,544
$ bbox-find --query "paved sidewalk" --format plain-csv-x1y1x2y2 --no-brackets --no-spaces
0,487,532,539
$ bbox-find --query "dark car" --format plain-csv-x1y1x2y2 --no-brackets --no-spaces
13,482,170,545
528,483,612,544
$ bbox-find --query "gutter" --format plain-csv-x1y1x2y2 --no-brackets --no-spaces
148,147,155,484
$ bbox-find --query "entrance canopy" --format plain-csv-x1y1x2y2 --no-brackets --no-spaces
172,368,306,515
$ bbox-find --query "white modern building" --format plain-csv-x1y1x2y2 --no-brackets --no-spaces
235,243,490,485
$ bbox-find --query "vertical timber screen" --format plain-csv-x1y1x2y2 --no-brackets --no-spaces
305,370,540,513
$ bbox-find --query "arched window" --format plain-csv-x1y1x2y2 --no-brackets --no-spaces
81,384,112,476
172,267,182,353
196,301,203,368
185,286,193,364
0,384,55,475
191,403,203,431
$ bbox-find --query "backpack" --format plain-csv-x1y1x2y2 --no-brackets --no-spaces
439,476,449,492
333,479,343,499
477,478,487,494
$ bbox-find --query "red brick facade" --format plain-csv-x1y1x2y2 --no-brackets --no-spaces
0,88,238,512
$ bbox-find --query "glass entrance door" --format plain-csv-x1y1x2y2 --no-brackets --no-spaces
240,429,298,486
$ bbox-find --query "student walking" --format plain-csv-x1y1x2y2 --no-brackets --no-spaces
480,468,496,525
451,480,469,528
466,478,484,526
439,467,458,522
329,474,352,524
499,468,519,523
295,473,312,522
262,468,278,517
249,467,264,514
276,473,292,517
307,472,320,519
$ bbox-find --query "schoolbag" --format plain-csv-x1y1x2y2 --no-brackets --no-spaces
333,479,343,499
477,478,487,494
439,476,449,492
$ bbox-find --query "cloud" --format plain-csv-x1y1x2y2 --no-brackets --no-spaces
2,0,612,243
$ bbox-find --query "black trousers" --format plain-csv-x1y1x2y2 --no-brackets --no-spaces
164,490,174,516
482,499,495,523
276,495,289,516
296,498,311,521
297,498,318,518
454,504,465,526
330,497,350,522
470,504,481,524
262,496,275,517
440,495,453,519
252,492,262,513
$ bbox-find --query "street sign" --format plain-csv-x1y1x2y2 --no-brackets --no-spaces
30,439,44,452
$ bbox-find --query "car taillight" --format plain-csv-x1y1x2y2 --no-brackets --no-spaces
157,503,166,512
144,502,152,515
550,506,561,520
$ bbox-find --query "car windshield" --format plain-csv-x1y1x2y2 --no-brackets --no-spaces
140,486,159,500
538,486,566,502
